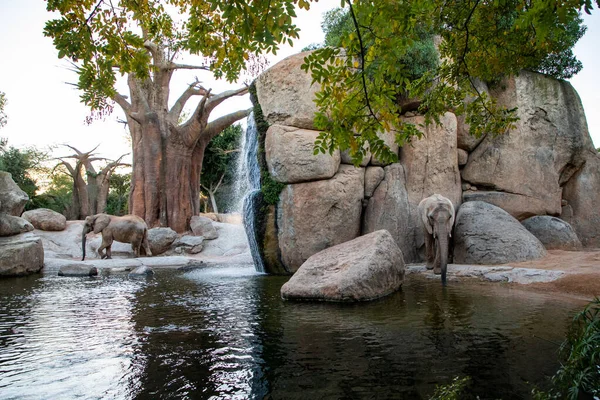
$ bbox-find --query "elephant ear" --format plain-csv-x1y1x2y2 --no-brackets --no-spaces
446,200,456,237
93,214,111,234
418,200,433,235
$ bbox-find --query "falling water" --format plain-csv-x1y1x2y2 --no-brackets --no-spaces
240,112,265,273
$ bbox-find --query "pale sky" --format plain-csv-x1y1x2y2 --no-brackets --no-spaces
0,1,599,165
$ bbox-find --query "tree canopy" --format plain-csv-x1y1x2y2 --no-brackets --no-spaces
302,0,596,164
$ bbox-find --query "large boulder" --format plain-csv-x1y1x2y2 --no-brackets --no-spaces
562,151,600,248
171,235,204,254
0,171,29,216
461,71,594,219
255,51,319,130
0,233,44,276
190,215,219,239
521,216,582,251
277,165,364,272
454,201,547,264
147,227,178,255
281,230,405,302
364,166,385,198
21,208,67,231
0,214,34,237
265,124,340,183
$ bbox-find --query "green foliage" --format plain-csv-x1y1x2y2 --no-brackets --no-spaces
0,92,7,129
534,298,600,400
44,0,311,112
0,139,48,210
106,172,131,216
201,125,242,189
260,172,285,206
34,169,73,214
303,0,592,164
429,376,471,400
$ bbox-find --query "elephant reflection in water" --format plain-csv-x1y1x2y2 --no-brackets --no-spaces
418,194,455,284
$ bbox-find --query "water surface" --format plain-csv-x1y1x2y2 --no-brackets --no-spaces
0,265,585,399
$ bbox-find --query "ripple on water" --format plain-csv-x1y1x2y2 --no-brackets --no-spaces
0,267,587,399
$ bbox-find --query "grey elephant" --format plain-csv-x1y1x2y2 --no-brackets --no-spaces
418,194,455,284
81,213,151,260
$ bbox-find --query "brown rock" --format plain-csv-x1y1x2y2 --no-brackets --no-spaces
457,148,469,166
364,167,385,198
277,165,364,272
0,171,29,216
457,79,490,152
265,125,340,183
190,215,219,239
255,51,320,130
0,233,44,276
21,208,67,231
363,164,418,261
462,71,594,217
562,151,600,247
281,230,405,302
463,191,557,221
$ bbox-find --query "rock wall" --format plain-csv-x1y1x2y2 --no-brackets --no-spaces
252,52,600,274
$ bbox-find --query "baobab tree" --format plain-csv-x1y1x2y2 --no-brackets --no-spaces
44,1,308,232
56,145,129,219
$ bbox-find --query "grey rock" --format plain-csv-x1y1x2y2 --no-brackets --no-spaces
521,216,582,250
0,214,33,237
58,264,98,277
129,265,154,278
173,235,204,254
199,222,249,257
0,171,29,216
139,256,190,268
281,230,405,302
190,216,219,240
256,51,320,130
147,227,178,255
0,233,44,276
21,208,66,231
454,201,547,264
277,165,365,272
463,190,552,221
265,124,340,183
341,144,371,167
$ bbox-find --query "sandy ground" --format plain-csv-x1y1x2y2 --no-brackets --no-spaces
509,250,600,300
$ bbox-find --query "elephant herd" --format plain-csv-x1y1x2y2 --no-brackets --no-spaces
82,194,456,284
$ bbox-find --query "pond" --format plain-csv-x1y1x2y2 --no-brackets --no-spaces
0,264,586,399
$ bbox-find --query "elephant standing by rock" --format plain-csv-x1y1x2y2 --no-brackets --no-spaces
418,194,455,284
82,214,151,260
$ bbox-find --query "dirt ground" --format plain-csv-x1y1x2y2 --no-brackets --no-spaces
510,250,600,300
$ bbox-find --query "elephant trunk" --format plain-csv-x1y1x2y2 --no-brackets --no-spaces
81,226,90,261
436,221,449,284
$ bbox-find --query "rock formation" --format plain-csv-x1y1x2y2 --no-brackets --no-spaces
0,171,29,216
249,52,598,274
521,215,582,251
281,230,405,302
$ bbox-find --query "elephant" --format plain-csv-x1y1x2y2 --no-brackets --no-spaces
81,213,151,260
418,194,455,284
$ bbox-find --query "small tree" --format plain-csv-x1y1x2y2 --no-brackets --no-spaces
106,172,131,216
55,145,130,218
0,92,7,129
200,124,242,213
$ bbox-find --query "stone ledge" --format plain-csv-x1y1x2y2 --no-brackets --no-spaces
406,263,565,284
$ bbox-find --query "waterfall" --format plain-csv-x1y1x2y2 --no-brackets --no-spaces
240,112,266,273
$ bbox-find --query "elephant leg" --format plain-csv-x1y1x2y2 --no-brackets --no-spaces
132,237,142,258
98,237,113,259
424,230,435,270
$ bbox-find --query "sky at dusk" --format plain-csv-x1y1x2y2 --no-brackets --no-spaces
0,1,599,165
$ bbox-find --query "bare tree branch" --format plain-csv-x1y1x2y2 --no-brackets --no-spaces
204,86,249,115
112,92,131,113
167,63,211,71
204,108,251,141
169,78,211,121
